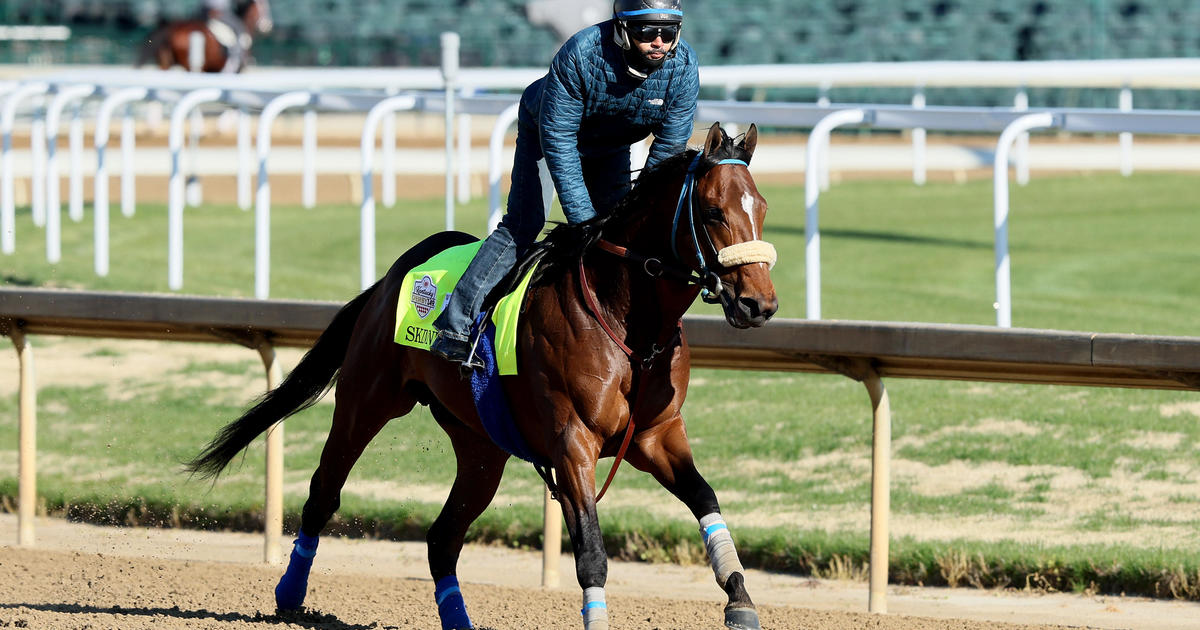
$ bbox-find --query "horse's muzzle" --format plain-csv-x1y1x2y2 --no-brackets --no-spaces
722,292,778,329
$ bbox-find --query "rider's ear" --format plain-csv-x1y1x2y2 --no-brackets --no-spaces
737,124,758,162
703,122,724,157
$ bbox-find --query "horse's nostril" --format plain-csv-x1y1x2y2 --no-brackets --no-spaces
737,297,762,319
762,297,778,320
737,296,777,322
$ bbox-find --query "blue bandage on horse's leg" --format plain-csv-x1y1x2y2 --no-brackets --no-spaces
274,531,319,610
699,513,745,588
580,586,608,630
434,575,473,630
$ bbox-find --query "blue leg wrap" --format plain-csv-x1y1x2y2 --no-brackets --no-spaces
274,531,319,610
434,575,473,630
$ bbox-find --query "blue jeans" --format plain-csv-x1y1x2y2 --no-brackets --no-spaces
433,116,631,342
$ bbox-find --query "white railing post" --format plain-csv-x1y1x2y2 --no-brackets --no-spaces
805,108,868,320
993,112,1059,328
237,107,252,210
457,85,474,204
360,95,419,290
1013,89,1031,186
911,87,926,186
186,108,204,207
168,88,223,290
441,32,460,232
381,93,397,209
487,103,520,233
817,83,832,192
95,87,150,276
255,91,314,299
68,101,85,223
2,82,50,253
302,105,317,208
45,84,96,264
1119,86,1133,176
120,102,137,218
30,112,45,228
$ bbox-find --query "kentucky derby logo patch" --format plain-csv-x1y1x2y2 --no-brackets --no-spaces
411,275,437,319
393,241,538,376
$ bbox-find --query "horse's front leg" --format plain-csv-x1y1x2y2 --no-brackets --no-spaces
555,439,610,630
628,416,761,630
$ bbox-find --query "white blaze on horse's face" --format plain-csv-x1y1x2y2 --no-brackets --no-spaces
712,179,775,271
740,190,758,241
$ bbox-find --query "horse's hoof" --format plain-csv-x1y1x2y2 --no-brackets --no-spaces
724,606,761,630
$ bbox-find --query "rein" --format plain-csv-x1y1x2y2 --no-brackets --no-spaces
572,154,770,503
577,258,680,502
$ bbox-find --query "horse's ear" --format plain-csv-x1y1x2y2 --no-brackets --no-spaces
702,122,724,157
737,123,758,161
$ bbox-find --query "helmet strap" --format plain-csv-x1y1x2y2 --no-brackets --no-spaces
625,63,650,80
613,20,679,79
613,20,632,51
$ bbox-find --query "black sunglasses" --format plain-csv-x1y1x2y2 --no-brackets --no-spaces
627,23,680,43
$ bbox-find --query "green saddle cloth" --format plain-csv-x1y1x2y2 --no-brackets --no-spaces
393,242,537,376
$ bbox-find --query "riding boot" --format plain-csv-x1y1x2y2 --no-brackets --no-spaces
430,226,519,368
431,109,545,369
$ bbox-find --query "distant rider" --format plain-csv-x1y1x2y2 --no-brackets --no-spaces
199,0,249,72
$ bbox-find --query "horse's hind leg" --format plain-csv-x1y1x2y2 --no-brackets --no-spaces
274,390,415,610
426,403,509,630
628,416,761,630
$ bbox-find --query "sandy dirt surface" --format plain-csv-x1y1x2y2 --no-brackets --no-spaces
2,514,1198,630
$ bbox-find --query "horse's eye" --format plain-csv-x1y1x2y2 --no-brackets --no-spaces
704,207,725,224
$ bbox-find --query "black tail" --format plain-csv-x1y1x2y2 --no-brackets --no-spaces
185,283,379,479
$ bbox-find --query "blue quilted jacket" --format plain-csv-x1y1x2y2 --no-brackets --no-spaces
524,21,700,223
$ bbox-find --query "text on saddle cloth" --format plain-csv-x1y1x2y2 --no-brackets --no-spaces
392,241,539,376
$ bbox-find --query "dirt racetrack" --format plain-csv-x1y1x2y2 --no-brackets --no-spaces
2,515,1197,630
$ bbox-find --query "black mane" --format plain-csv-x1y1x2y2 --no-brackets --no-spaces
526,132,752,283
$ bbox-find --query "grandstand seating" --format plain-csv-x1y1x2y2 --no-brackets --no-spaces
4,1,1200,108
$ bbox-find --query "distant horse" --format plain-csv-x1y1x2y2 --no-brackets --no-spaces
186,123,778,630
138,0,273,73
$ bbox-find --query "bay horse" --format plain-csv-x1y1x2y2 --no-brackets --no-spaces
186,122,778,630
138,0,273,73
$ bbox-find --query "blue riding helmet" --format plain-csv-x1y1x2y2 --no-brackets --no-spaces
612,0,684,79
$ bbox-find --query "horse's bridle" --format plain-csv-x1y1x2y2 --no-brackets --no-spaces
575,154,777,502
593,154,777,303
671,155,777,302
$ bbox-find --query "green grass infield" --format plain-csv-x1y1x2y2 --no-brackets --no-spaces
2,172,1198,599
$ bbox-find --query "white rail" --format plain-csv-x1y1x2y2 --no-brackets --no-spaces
785,103,1200,327
168,88,225,290
2,56,1200,319
992,113,1061,328
255,91,316,299
1,82,49,246
359,95,420,290
43,84,96,263
94,87,150,276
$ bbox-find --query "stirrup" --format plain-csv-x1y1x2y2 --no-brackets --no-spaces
459,308,495,372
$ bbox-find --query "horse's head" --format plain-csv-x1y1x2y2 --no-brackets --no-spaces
681,122,779,328
239,0,273,34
